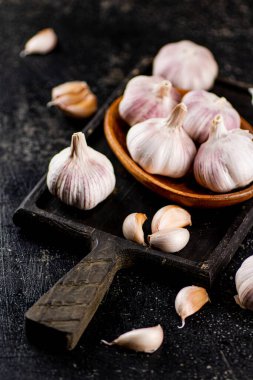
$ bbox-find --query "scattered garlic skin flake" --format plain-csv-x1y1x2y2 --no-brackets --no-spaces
151,205,191,233
175,286,210,328
101,325,164,353
148,228,190,253
122,213,147,245
235,255,253,311
20,28,57,56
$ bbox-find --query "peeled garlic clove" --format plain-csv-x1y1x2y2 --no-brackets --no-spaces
153,40,218,90
101,325,163,353
151,205,191,233
20,28,57,56
48,81,97,118
182,90,240,143
47,132,116,210
119,75,181,126
234,255,253,311
127,103,196,178
194,114,253,193
148,228,190,253
122,213,147,245
175,286,210,328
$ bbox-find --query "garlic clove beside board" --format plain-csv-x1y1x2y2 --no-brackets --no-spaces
194,114,253,193
126,103,197,178
20,28,58,56
235,255,253,311
182,90,240,143
119,75,181,126
151,205,191,233
122,212,147,246
47,132,116,210
153,40,218,90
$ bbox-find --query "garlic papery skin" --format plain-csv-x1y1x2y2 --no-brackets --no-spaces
148,228,190,253
175,286,210,328
101,325,164,353
126,103,196,178
122,213,147,245
194,115,253,193
47,132,116,210
119,75,181,126
235,255,253,311
48,81,97,118
20,28,58,56
151,205,191,233
182,90,240,143
153,40,218,90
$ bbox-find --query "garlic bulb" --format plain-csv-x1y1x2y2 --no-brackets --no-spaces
101,325,164,353
48,81,97,118
153,40,218,90
122,213,147,245
151,205,191,233
127,103,196,178
119,75,180,126
182,90,240,143
235,255,253,311
194,115,253,193
175,286,210,328
47,132,116,210
20,28,58,57
148,228,190,253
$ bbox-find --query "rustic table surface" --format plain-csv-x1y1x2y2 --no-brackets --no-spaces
1,1,253,379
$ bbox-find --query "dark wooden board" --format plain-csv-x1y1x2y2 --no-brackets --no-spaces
13,59,253,350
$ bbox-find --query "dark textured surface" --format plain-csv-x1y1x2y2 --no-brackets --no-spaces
1,0,253,379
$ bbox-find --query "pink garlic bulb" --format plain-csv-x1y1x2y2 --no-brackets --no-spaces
153,40,218,90
182,90,240,143
119,75,180,126
194,115,253,193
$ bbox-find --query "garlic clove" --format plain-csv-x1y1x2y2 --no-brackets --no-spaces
148,228,190,253
47,89,89,108
119,75,181,126
193,115,253,193
60,94,98,118
122,213,147,245
182,90,240,143
127,103,197,178
101,325,164,353
151,205,191,233
51,81,89,99
153,40,218,90
20,28,58,56
234,255,253,311
47,132,116,210
175,286,210,328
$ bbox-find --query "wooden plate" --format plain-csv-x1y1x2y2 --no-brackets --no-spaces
104,95,253,208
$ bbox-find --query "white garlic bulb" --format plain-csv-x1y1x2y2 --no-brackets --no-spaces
235,255,253,311
122,213,147,245
20,28,58,57
102,325,164,353
194,115,253,193
151,205,191,233
126,103,196,178
119,75,180,126
47,132,116,210
48,81,97,118
182,90,240,143
148,228,190,253
153,40,218,90
175,286,210,328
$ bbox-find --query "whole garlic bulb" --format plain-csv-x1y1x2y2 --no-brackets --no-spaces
20,28,58,57
119,75,181,126
235,255,253,311
127,103,196,178
153,40,218,90
47,132,116,210
194,115,253,193
182,90,240,143
48,81,97,118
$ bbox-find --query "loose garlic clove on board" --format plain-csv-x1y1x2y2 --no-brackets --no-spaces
151,205,191,233
122,213,147,245
148,228,190,253
20,28,58,56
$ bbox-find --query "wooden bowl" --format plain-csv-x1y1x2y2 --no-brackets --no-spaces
104,96,253,208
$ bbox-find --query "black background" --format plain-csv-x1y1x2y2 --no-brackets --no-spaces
1,1,253,379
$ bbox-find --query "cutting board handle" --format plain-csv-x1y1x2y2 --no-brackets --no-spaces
25,235,128,350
